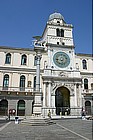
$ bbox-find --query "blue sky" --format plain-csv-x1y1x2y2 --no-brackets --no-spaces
0,0,92,54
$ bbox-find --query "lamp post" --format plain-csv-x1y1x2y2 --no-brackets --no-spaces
33,38,44,115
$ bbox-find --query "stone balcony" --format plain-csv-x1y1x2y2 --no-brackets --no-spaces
43,68,81,79
0,86,42,95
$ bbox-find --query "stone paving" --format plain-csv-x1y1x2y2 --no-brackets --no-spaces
0,119,93,140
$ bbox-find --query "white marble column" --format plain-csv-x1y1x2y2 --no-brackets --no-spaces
33,52,42,114
43,83,46,107
33,41,44,115
79,84,82,107
52,95,55,107
47,82,51,107
74,84,78,107
36,53,41,92
48,48,51,68
80,85,84,107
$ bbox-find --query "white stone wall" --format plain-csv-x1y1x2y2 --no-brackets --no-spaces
75,55,93,72
42,24,74,46
0,48,93,90
0,52,5,66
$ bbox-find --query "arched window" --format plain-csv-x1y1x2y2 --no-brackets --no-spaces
82,59,87,69
5,53,11,64
20,75,25,91
34,76,36,91
62,42,65,45
61,29,64,37
34,56,37,66
3,74,9,90
56,28,60,37
85,101,91,115
21,54,27,65
84,78,88,89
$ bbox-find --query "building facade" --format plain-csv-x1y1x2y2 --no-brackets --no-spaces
0,12,93,117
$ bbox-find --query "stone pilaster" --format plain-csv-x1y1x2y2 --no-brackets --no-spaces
43,83,46,107
74,84,78,107
47,82,51,107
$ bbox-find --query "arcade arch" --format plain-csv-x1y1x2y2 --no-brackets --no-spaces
55,86,70,115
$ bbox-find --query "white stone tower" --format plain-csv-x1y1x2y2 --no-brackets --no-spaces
33,12,82,117
41,12,82,116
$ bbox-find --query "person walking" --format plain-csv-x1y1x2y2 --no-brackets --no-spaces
48,110,51,119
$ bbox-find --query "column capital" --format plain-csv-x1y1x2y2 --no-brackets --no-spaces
36,54,42,60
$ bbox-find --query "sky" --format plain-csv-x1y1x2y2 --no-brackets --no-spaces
0,0,93,54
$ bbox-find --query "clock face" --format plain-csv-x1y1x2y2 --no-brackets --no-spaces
53,52,70,68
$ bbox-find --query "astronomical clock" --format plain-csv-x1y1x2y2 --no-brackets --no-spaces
53,51,70,68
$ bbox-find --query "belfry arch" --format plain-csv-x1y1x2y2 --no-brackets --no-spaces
55,86,70,115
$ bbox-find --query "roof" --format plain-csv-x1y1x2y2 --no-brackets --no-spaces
0,46,93,57
48,12,65,21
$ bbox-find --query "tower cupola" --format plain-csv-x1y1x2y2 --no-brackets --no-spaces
49,12,65,21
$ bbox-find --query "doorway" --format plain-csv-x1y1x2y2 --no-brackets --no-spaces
17,100,25,116
55,87,70,115
85,101,91,115
0,99,8,116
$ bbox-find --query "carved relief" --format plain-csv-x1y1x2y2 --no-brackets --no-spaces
59,71,67,77
50,81,76,96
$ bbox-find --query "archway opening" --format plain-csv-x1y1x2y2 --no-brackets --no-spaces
17,100,25,116
0,99,8,116
55,86,70,115
85,101,91,115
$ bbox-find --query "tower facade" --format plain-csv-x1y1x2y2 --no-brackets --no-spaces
40,12,82,116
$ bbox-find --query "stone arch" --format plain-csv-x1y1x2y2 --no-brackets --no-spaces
85,100,91,115
17,100,25,116
53,84,73,96
55,86,70,115
0,99,8,116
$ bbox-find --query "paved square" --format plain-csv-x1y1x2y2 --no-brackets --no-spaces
0,119,93,140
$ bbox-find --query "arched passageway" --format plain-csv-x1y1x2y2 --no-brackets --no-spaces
0,99,8,116
55,87,70,115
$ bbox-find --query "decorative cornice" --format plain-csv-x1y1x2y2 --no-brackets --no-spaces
0,66,43,73
0,46,92,57
42,75,82,82
46,43,74,49
0,46,34,52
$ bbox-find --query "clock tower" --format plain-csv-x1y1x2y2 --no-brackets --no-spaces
40,12,82,116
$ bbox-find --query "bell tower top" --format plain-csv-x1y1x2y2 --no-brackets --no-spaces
48,12,66,24
49,12,65,21
41,12,74,47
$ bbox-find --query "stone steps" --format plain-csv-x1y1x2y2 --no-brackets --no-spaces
20,117,56,126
